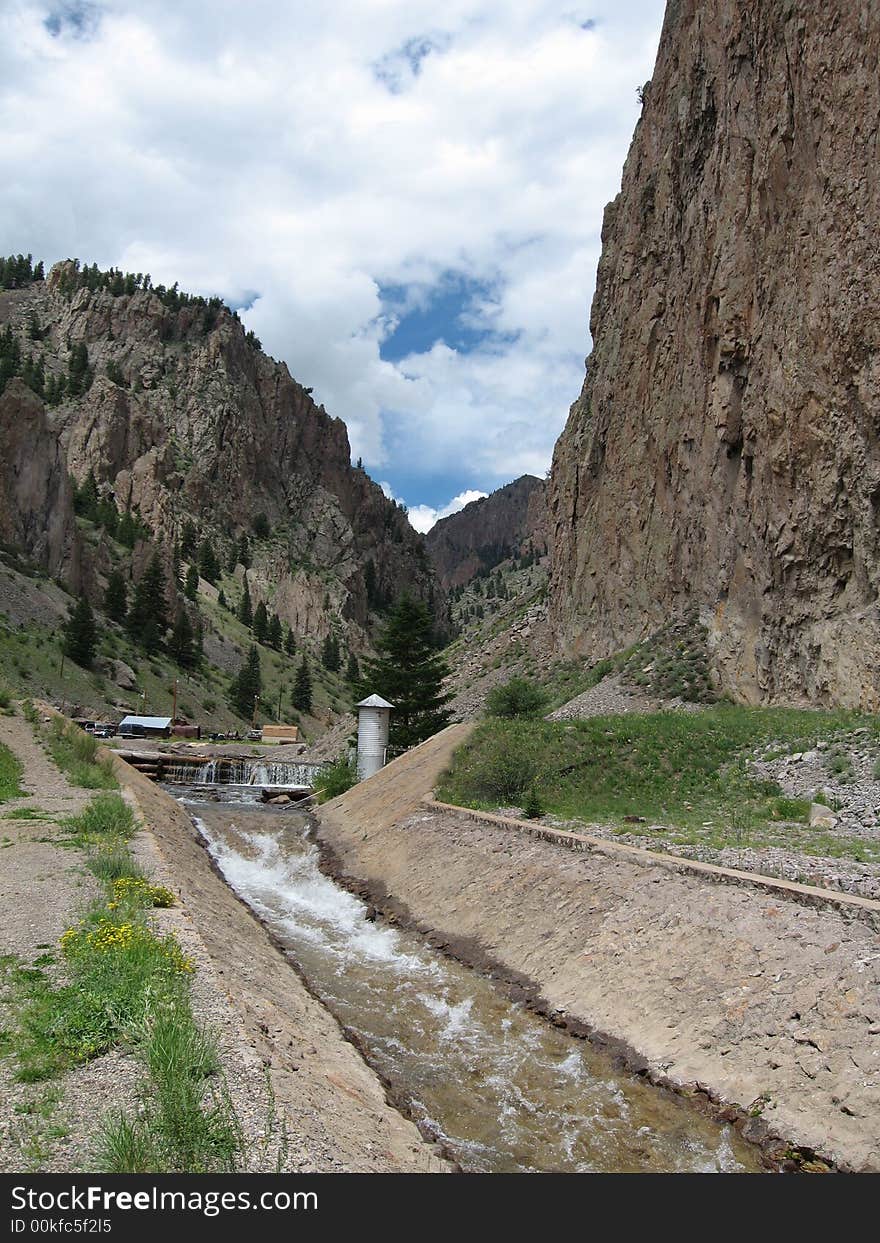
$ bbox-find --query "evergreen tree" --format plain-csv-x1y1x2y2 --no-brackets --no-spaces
284,626,296,656
63,596,97,669
228,645,262,719
104,568,128,623
291,657,312,713
252,512,271,539
198,538,220,583
345,652,360,684
238,582,253,627
358,593,451,750
184,563,199,601
364,558,377,607
169,606,196,668
217,588,227,609
321,632,341,672
117,509,138,548
253,600,268,643
180,520,198,560
237,534,251,569
268,613,282,650
74,470,100,520
126,553,168,653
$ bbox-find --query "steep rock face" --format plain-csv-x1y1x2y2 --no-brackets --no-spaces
0,379,79,579
426,476,547,590
1,265,437,636
549,0,880,708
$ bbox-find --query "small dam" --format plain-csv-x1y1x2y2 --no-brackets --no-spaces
118,750,324,801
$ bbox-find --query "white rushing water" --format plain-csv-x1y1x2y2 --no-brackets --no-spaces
188,801,760,1174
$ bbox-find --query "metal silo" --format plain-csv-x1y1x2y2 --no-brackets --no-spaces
355,694,394,780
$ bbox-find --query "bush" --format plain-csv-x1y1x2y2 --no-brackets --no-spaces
485,677,548,719
313,756,357,803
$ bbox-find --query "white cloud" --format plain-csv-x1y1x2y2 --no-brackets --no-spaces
0,1,665,497
408,490,489,534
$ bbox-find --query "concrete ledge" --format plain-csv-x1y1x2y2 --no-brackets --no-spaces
424,797,880,926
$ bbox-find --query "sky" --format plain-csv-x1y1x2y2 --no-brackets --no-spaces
0,0,664,532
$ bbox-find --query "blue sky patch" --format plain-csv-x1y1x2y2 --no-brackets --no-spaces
379,272,508,362
373,32,451,94
44,2,101,39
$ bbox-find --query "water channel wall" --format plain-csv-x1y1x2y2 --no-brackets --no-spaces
100,741,452,1172
316,725,880,1173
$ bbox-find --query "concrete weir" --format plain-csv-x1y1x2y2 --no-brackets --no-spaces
316,726,880,1172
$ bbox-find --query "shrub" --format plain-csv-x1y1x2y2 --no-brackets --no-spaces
313,756,357,803
485,677,548,719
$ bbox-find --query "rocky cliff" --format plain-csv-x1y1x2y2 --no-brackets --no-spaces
0,261,438,641
425,475,547,590
549,0,880,708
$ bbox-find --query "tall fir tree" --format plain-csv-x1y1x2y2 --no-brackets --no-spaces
198,538,220,583
358,593,451,749
63,596,97,668
238,582,253,627
169,606,196,668
284,626,296,656
268,613,282,650
104,569,128,624
345,652,360,684
126,552,168,653
229,645,262,719
252,600,268,643
291,656,312,713
180,519,198,560
184,563,199,601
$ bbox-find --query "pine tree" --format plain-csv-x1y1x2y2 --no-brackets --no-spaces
104,569,128,623
238,582,253,627
268,614,282,650
345,652,359,684
358,593,451,750
126,553,168,653
229,645,262,719
74,470,100,520
218,588,227,610
284,626,296,656
321,632,341,672
63,596,97,668
291,657,312,713
184,563,199,601
198,538,220,584
169,607,196,668
117,509,137,548
180,520,198,561
253,600,268,643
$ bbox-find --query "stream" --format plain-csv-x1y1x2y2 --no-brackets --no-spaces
176,793,762,1173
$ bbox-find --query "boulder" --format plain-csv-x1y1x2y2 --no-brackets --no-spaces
809,803,838,829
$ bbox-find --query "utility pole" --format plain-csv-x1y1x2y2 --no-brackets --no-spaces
252,693,259,730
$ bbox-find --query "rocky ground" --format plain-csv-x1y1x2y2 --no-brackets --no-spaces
0,710,448,1173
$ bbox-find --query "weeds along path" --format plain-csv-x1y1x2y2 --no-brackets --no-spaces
0,710,122,1171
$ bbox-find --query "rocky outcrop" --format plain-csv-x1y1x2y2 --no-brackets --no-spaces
0,379,79,579
426,475,547,590
0,264,438,638
549,0,880,708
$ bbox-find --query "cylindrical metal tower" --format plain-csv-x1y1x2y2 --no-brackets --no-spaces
355,694,394,780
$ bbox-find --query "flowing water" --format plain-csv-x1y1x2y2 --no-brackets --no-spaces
178,794,762,1173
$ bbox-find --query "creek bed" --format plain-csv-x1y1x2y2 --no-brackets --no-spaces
178,794,762,1173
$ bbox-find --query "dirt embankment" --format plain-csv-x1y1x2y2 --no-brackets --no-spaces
317,726,880,1173
0,710,448,1173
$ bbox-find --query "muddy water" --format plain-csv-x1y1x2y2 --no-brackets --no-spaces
186,798,762,1173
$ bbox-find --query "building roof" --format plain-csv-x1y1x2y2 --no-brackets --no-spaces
118,715,173,729
356,694,395,710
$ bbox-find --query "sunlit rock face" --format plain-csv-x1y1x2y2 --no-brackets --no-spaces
549,0,880,707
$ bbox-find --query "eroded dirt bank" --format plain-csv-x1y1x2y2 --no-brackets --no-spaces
109,754,450,1173
317,727,880,1172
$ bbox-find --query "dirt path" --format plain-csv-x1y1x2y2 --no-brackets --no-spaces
318,726,880,1172
0,711,448,1173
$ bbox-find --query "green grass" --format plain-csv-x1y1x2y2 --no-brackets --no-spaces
63,792,135,842
3,806,51,821
0,741,24,802
44,717,117,790
437,705,880,859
